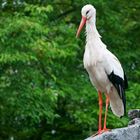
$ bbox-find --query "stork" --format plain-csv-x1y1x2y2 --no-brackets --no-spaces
76,4,128,135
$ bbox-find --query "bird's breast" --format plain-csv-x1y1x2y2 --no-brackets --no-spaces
83,47,112,92
83,45,102,68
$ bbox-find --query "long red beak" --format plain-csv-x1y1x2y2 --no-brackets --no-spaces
76,16,86,38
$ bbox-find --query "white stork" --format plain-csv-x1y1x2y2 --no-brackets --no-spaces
76,4,128,135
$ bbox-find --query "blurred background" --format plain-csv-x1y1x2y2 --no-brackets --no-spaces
0,0,140,140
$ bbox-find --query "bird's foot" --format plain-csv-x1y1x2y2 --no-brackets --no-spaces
102,128,110,133
91,130,103,137
92,128,110,137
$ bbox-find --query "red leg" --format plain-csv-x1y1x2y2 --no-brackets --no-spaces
92,92,110,137
92,91,103,137
103,93,110,132
98,91,103,134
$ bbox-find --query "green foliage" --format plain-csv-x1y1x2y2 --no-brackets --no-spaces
0,1,140,140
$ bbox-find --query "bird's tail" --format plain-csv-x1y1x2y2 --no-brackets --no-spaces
109,87,125,117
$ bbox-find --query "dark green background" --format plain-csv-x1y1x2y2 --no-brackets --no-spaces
0,0,140,140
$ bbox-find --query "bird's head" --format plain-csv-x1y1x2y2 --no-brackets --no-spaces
76,4,96,37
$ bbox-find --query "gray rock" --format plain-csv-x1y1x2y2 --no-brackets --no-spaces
128,109,140,120
128,118,140,126
85,124,140,140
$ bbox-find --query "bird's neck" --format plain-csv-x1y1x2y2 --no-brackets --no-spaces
86,18,101,42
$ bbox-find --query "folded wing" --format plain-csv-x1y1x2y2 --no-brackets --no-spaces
103,50,128,115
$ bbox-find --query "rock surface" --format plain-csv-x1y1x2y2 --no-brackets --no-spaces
85,109,140,140
85,124,140,140
128,118,140,126
128,109,140,120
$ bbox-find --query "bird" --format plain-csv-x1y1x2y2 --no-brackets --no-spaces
76,4,128,135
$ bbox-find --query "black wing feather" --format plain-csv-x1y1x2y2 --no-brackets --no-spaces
108,71,128,116
124,72,128,89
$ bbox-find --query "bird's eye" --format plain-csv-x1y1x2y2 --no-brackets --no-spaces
86,10,90,15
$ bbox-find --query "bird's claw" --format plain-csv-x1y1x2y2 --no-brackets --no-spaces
92,128,110,137
102,128,110,132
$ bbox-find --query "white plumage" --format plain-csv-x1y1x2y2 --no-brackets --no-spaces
76,4,128,129
84,41,124,117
